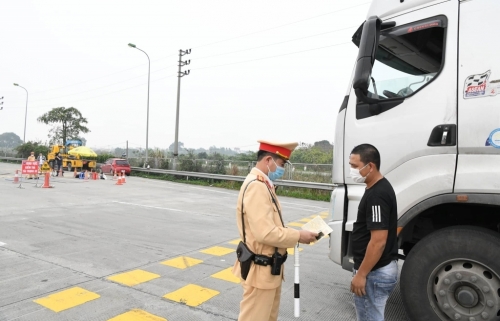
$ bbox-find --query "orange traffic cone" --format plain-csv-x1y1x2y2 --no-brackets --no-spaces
12,170,20,184
113,170,117,180
42,172,53,188
115,174,123,185
73,168,77,178
122,172,126,183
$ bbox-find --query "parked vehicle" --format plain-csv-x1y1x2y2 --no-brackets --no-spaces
47,140,97,172
327,1,500,320
101,158,131,176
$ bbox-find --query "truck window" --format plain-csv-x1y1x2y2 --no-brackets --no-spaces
366,17,446,100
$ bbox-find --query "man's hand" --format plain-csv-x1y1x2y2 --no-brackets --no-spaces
298,230,318,244
351,274,367,297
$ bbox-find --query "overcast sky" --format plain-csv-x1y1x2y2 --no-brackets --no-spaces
1,0,370,152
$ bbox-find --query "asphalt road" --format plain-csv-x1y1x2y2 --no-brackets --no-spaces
0,162,409,321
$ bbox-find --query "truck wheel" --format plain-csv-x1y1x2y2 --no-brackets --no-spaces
67,162,72,172
401,226,500,321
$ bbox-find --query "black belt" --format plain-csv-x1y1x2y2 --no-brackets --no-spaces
253,253,288,266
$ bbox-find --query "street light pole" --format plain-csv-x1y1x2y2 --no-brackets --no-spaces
173,49,191,170
128,43,150,167
13,84,28,143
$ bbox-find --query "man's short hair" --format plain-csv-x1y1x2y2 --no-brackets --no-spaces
351,144,381,170
257,150,279,162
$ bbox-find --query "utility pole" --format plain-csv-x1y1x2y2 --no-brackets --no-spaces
173,49,191,170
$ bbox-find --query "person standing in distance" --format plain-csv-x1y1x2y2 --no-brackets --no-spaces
232,140,317,321
27,151,36,179
349,144,398,321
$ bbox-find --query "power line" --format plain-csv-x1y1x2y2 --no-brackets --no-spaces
30,3,368,95
31,54,178,94
31,25,356,104
192,2,370,49
194,25,358,61
31,64,177,102
192,42,351,72
30,73,177,109
29,41,351,109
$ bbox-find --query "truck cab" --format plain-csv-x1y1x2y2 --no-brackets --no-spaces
328,1,500,320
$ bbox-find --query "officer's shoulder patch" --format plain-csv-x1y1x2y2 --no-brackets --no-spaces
256,175,265,182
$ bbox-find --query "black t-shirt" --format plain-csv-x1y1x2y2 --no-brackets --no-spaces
352,177,398,271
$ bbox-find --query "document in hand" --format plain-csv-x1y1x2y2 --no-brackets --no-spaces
301,215,333,241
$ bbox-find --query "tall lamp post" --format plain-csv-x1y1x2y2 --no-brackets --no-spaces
13,84,28,143
128,43,150,167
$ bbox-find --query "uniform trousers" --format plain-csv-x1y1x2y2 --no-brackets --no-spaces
238,281,282,321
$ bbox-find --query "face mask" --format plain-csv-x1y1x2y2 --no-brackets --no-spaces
267,159,285,181
350,164,370,184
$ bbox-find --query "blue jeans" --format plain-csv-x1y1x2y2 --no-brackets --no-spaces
353,260,398,321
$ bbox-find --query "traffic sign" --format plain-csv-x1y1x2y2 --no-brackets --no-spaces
40,162,51,173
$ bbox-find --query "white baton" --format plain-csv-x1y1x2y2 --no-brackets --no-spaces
294,242,300,317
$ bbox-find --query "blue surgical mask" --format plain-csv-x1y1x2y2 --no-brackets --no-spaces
267,159,285,181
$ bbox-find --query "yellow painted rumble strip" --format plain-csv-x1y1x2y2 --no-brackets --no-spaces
163,284,219,307
160,256,203,269
287,247,304,255
211,267,240,284
108,309,167,321
107,270,160,287
228,239,241,245
33,287,100,312
200,246,235,256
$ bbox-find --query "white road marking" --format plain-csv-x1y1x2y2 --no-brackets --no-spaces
113,201,224,217
113,201,183,212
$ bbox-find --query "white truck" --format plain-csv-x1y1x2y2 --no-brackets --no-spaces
327,0,500,320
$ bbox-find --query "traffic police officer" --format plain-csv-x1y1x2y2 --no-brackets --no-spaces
232,140,318,321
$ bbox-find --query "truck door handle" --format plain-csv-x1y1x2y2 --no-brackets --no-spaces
441,128,448,145
428,124,456,146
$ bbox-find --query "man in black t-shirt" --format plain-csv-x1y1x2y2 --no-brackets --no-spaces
349,144,398,321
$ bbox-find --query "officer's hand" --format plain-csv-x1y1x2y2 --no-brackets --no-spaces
298,230,318,244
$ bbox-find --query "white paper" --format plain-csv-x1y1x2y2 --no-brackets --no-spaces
301,215,333,240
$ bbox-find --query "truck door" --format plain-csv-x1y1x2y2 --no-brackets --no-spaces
343,1,458,228
455,0,500,192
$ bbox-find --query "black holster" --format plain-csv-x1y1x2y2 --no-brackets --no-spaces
236,241,255,280
271,249,287,275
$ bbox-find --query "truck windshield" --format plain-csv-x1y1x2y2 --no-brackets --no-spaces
364,18,446,99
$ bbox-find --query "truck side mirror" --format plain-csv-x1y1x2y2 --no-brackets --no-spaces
353,16,382,104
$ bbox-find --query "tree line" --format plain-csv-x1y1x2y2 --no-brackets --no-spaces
2,106,333,164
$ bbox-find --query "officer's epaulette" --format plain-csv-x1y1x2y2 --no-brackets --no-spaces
256,175,272,190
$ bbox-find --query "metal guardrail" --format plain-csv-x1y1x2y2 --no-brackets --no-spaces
131,167,336,191
0,156,23,162
0,157,335,191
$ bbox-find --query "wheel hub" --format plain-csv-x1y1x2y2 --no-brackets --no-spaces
429,260,500,321
455,286,478,308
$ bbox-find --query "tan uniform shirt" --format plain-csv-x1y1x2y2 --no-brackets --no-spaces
232,168,300,289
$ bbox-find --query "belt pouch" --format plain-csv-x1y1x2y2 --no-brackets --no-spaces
236,241,254,280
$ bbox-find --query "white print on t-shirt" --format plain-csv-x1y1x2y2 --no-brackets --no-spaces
372,205,381,223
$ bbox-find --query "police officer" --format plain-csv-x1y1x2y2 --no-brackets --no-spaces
232,140,318,321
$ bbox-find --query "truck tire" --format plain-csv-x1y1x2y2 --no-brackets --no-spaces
401,226,500,321
67,162,72,172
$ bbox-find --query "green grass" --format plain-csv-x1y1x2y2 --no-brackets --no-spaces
131,172,331,202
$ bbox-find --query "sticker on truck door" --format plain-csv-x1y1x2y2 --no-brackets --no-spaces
463,70,500,99
486,128,500,148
